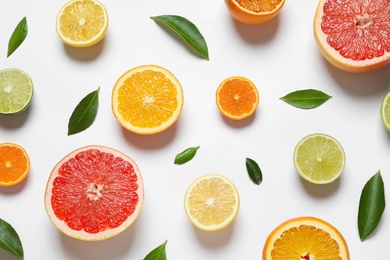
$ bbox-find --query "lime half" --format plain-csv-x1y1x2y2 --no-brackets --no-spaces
0,68,33,114
293,133,346,184
380,91,390,132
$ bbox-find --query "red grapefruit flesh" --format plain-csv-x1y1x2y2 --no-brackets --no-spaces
44,145,144,241
314,0,390,73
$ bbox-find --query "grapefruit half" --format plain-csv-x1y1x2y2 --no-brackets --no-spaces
314,0,390,73
44,145,144,241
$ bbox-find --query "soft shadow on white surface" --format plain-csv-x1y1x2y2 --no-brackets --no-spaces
63,37,106,62
0,105,32,129
193,222,235,248
60,218,139,260
0,175,29,195
321,57,390,96
298,171,341,198
220,111,257,128
231,16,280,44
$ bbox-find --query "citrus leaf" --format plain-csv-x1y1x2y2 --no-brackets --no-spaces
358,171,386,241
0,218,24,260
280,89,332,109
150,15,209,60
7,17,28,58
68,87,100,136
246,158,263,185
174,146,200,165
143,240,167,260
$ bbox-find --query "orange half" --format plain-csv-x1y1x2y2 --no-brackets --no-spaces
216,76,259,120
0,143,30,186
263,216,350,260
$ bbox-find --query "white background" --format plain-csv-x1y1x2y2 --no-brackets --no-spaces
1,0,389,259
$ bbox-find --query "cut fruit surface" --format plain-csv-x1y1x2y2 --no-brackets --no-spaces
56,0,108,47
224,0,285,24
293,133,345,184
314,0,390,72
216,76,259,120
380,91,390,132
263,216,350,260
44,145,144,241
112,64,184,135
0,68,33,115
0,143,30,186
184,174,240,231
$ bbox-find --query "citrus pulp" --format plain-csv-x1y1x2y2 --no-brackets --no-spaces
184,174,240,231
44,145,144,241
314,0,390,72
112,64,184,135
263,216,350,260
0,143,30,186
380,91,390,132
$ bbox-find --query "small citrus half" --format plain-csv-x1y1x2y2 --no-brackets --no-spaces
224,0,285,24
314,0,390,72
112,64,184,135
184,174,240,231
263,216,350,260
0,143,30,186
56,0,109,47
216,76,259,120
380,91,390,132
44,145,144,241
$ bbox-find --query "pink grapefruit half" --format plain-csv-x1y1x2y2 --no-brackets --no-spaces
314,0,390,73
44,145,144,241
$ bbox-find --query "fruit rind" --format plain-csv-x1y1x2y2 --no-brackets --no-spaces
293,133,346,184
184,174,240,232
262,216,350,260
44,145,144,241
380,92,390,132
111,64,184,135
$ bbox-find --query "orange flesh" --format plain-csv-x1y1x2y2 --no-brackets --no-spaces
51,149,139,234
271,225,342,259
322,0,390,61
218,79,258,117
0,146,28,183
235,0,283,12
117,70,178,128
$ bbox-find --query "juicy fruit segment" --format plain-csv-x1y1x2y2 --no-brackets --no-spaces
184,174,240,231
44,145,144,241
263,216,350,260
224,0,285,24
0,143,30,186
56,0,108,47
294,133,345,184
380,92,390,132
112,64,184,135
314,0,390,72
0,68,33,114
216,76,259,120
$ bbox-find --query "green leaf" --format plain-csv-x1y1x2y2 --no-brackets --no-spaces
7,17,28,58
280,89,332,109
174,146,200,165
68,87,100,136
358,171,385,241
0,218,24,260
246,158,263,185
150,15,209,60
144,240,167,260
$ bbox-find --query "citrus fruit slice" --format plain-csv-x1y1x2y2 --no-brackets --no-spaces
293,133,346,184
216,76,259,120
314,0,390,73
44,145,144,241
0,68,33,115
224,0,285,24
112,64,184,135
56,0,108,47
380,91,390,132
263,216,350,260
0,143,30,186
184,174,240,231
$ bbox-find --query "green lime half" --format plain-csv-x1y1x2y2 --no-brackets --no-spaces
293,133,346,184
380,91,390,132
0,68,33,114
